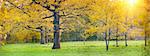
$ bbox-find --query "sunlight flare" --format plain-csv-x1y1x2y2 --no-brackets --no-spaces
128,0,137,6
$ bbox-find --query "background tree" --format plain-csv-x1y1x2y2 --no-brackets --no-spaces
4,0,92,49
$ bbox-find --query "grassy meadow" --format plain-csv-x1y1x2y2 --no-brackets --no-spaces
0,41,146,56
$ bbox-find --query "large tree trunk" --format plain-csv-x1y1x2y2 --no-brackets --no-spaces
52,11,61,49
125,33,128,46
40,30,45,44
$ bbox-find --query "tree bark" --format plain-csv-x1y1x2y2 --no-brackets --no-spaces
145,32,147,46
116,36,119,47
108,29,111,45
40,29,45,44
6,32,11,43
45,27,49,43
0,36,2,47
52,11,61,49
116,27,119,47
104,32,109,51
125,33,128,46
32,36,36,43
45,34,49,43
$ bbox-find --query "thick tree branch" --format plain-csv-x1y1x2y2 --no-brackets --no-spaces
6,0,31,17
42,15,54,19
32,1,55,12
25,26,41,32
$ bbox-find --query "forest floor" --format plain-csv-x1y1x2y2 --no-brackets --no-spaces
0,41,147,56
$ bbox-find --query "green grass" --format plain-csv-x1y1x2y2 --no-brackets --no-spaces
0,41,146,56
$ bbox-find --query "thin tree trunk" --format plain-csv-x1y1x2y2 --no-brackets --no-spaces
115,33,119,47
104,32,109,51
45,27,49,43
0,35,2,46
45,35,49,43
32,36,36,43
125,33,128,46
6,33,11,42
83,38,86,45
52,11,60,49
116,26,119,47
108,29,111,45
116,36,119,47
145,32,147,46
40,30,45,44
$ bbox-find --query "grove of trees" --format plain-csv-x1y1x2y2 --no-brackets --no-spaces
0,0,149,50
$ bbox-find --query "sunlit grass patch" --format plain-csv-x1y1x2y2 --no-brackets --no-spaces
0,41,145,56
